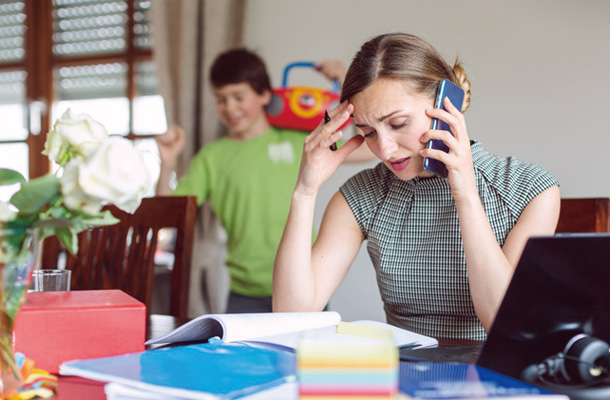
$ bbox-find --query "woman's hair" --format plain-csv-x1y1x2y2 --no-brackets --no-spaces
341,33,471,112
210,48,272,95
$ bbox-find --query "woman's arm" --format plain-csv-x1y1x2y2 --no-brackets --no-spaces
273,101,366,312
455,185,559,331
422,97,560,331
273,191,364,311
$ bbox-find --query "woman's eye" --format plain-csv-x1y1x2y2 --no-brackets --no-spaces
391,121,408,130
363,131,376,138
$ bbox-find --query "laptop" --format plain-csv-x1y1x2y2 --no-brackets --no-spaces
401,233,610,381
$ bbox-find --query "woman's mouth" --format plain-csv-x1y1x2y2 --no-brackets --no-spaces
389,157,410,171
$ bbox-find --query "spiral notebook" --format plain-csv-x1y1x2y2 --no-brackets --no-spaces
60,340,296,400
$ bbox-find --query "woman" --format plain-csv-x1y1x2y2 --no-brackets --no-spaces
273,33,560,340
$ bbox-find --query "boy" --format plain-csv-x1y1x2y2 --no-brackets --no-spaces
156,48,369,313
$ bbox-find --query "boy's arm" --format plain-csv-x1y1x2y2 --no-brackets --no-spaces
156,165,175,195
155,125,186,195
314,60,346,87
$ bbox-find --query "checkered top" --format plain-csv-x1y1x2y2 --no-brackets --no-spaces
340,141,559,340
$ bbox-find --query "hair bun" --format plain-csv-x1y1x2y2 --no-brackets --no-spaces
452,59,471,112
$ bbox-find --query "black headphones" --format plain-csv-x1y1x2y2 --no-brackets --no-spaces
522,334,610,399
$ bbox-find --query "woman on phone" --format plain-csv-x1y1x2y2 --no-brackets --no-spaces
273,32,560,340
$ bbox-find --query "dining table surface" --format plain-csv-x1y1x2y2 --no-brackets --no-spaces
52,314,485,399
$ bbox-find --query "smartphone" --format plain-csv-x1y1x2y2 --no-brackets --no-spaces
423,79,465,178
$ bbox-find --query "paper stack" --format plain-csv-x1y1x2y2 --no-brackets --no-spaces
297,322,399,399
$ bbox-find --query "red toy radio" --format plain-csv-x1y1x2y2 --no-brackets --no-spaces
265,62,351,132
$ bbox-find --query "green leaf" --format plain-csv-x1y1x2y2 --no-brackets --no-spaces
45,204,72,220
6,216,37,230
36,217,74,229
35,206,74,241
37,209,119,252
80,210,120,228
64,211,119,235
10,174,61,215
1,227,27,251
54,227,78,255
0,169,25,186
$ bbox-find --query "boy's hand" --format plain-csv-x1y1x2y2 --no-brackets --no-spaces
314,60,346,87
155,124,186,168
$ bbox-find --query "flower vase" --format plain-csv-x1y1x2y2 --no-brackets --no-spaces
0,228,38,397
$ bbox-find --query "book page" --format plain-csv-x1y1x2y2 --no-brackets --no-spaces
146,311,341,345
220,311,341,342
246,319,438,350
246,325,377,350
351,320,438,348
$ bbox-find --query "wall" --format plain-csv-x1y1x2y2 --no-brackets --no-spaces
241,0,610,322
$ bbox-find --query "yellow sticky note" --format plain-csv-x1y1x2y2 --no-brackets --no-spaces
336,321,394,344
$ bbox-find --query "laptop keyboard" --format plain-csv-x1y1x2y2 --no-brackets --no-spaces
399,344,483,364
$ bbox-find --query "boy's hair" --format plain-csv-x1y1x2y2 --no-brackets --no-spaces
209,48,272,95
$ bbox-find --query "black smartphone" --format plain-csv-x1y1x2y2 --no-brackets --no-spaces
423,79,465,178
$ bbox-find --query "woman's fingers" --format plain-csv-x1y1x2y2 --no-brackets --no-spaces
327,100,352,126
421,96,472,177
308,101,353,150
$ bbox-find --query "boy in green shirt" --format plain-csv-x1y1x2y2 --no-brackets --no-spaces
156,48,370,313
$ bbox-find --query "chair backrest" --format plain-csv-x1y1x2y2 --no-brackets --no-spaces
41,196,198,318
556,198,610,233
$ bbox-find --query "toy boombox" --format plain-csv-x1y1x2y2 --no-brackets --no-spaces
266,62,350,132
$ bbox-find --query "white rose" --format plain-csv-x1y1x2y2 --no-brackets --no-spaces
61,137,153,214
0,201,16,222
43,109,109,164
60,160,104,215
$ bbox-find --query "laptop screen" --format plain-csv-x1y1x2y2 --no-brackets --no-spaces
477,234,610,381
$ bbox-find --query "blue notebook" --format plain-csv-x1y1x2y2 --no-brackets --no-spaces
60,340,296,399
399,362,568,399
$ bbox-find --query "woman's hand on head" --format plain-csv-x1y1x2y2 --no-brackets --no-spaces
296,101,361,196
421,97,476,199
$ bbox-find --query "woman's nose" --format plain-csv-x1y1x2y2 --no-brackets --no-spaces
377,132,397,160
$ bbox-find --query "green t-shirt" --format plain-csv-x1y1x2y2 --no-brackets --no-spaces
175,127,307,297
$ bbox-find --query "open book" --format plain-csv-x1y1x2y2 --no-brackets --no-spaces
145,311,438,350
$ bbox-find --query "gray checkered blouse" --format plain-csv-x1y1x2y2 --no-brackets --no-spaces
339,141,559,340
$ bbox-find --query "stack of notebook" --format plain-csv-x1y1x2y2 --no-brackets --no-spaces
297,322,399,399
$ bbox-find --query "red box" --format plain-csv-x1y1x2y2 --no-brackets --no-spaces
13,290,146,374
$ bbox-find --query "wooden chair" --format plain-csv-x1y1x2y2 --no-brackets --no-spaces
556,198,610,233
41,196,198,318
